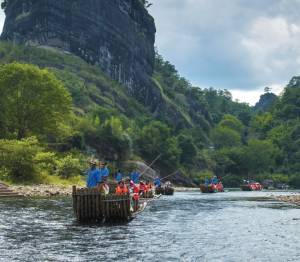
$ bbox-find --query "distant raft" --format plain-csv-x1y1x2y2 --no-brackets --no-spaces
240,182,262,191
155,186,174,195
200,183,224,193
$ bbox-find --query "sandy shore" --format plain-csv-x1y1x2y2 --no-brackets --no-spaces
10,185,76,197
275,194,300,205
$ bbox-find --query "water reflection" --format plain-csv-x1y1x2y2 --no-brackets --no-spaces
0,191,300,261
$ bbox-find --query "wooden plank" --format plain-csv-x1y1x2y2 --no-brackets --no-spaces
84,188,88,221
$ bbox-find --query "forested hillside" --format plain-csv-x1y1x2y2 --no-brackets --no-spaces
0,42,299,187
0,42,248,184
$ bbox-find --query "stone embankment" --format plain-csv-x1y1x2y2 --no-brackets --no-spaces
275,194,300,205
9,185,74,197
0,182,22,197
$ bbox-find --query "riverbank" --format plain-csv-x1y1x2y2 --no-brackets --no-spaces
275,194,300,205
7,184,198,197
10,185,74,197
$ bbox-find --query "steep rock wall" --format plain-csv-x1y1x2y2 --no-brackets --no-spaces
1,0,156,102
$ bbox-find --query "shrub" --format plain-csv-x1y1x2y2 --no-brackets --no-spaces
0,137,42,182
56,154,85,179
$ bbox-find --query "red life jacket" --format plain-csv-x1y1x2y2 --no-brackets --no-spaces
133,193,139,201
116,185,128,195
139,183,146,192
133,185,140,194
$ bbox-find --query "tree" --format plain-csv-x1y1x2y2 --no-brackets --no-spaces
137,121,181,169
177,134,197,165
250,112,273,139
0,63,72,139
242,139,279,175
264,87,271,93
86,116,132,162
219,114,244,134
211,126,242,149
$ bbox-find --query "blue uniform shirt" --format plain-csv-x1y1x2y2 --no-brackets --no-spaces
212,177,218,185
131,172,140,184
116,172,122,182
101,167,109,178
154,178,161,187
86,168,101,188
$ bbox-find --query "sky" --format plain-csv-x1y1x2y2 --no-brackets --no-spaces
1,1,300,105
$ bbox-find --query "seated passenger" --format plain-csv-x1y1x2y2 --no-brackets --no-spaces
98,182,109,196
115,181,129,195
139,181,146,194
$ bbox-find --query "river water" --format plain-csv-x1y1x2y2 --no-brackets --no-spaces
0,191,300,262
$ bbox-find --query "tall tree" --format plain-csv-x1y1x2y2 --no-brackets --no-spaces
0,63,72,139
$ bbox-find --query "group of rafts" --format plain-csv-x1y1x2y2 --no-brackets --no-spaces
72,169,175,223
200,176,263,193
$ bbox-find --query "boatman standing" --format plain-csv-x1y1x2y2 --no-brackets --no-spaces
86,159,101,188
100,161,110,182
154,177,161,187
130,170,140,184
115,170,123,182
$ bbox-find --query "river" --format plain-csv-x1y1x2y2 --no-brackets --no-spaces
0,191,300,262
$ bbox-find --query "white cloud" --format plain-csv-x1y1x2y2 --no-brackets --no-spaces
231,83,284,106
241,16,300,79
149,0,300,103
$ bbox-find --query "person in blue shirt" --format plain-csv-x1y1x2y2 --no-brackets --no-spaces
115,170,123,182
211,176,218,185
99,161,110,182
154,177,161,187
86,160,101,188
130,170,140,184
204,177,210,186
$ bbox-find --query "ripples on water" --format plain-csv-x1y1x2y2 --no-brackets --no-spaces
0,191,300,262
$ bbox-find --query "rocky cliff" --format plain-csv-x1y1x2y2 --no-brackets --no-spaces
1,0,156,102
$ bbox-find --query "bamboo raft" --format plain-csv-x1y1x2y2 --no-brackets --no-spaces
72,186,150,223
155,186,174,195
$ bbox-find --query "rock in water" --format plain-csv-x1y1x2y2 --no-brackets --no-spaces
1,0,156,102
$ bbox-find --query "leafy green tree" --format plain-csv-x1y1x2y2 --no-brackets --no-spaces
275,87,300,120
219,114,244,134
137,121,181,169
0,63,72,139
242,139,279,175
250,112,273,139
211,126,242,149
289,174,300,188
177,134,197,165
86,116,132,162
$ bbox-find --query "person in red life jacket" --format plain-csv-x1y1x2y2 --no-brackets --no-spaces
139,181,146,195
115,181,129,195
131,182,140,211
145,180,152,191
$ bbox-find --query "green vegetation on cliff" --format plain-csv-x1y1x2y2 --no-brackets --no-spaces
0,42,300,187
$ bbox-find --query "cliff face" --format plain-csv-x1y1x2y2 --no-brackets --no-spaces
1,0,156,102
